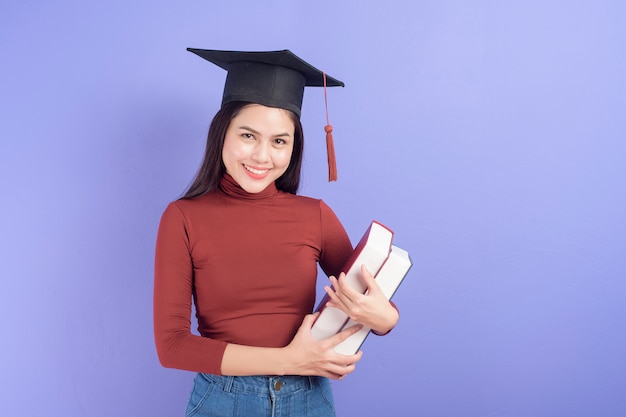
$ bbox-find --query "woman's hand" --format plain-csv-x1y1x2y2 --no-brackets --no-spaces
282,312,363,380
324,264,399,334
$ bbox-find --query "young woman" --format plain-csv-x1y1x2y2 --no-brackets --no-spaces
154,49,399,417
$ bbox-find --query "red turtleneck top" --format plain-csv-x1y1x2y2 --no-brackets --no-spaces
154,175,354,375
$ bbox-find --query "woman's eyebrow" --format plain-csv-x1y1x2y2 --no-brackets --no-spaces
238,125,292,137
238,125,260,135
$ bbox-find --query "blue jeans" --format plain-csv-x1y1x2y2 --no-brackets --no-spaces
185,373,336,417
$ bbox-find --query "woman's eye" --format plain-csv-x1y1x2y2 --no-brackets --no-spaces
274,138,286,145
242,133,254,139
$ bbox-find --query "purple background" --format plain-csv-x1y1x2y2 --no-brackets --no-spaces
2,1,625,416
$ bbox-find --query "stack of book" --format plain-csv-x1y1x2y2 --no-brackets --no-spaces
311,221,412,355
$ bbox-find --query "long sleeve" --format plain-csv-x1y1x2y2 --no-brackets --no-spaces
153,203,228,375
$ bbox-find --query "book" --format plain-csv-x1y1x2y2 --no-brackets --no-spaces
332,245,412,355
311,221,394,342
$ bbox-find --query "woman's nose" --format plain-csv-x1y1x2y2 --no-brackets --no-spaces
251,141,270,162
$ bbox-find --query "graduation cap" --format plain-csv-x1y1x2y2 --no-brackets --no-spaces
187,48,343,181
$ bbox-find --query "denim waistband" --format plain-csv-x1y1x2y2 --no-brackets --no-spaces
200,374,316,396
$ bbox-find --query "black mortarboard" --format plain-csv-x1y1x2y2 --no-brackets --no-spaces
186,48,344,118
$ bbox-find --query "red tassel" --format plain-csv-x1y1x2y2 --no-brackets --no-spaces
322,72,337,182
325,125,337,181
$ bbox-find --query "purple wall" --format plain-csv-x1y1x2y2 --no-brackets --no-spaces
2,1,625,416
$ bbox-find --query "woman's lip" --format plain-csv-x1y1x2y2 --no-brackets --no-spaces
244,164,270,178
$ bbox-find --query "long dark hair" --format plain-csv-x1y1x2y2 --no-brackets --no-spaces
181,101,304,199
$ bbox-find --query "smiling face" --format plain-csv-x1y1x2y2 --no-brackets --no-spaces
222,104,296,194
